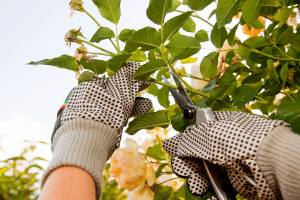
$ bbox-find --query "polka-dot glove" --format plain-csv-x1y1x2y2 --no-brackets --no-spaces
52,61,152,157
163,111,291,199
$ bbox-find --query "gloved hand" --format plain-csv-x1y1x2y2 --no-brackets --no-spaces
163,111,291,200
41,61,152,200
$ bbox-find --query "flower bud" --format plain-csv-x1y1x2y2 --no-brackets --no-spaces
69,0,84,16
64,27,83,47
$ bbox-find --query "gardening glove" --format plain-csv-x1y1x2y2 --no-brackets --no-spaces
41,61,152,200
163,111,291,200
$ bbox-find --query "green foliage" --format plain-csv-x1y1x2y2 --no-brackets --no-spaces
0,141,48,200
126,111,170,135
28,55,79,72
30,0,300,198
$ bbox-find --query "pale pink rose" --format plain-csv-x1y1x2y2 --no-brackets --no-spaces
127,185,154,200
109,138,156,191
146,127,169,140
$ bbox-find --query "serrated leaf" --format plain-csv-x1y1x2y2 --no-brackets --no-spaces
227,24,238,46
125,27,161,53
158,86,170,108
154,185,174,200
108,54,132,72
146,83,159,96
182,17,196,32
216,0,241,28
163,11,193,42
206,85,230,107
80,58,107,74
211,23,227,48
165,34,201,60
119,29,136,42
242,0,262,27
90,27,115,43
276,96,300,133
133,60,167,81
181,57,198,64
28,55,79,72
147,0,172,25
168,0,181,12
147,140,167,161
267,59,279,83
126,111,170,135
233,85,258,108
170,112,188,132
127,49,147,62
78,71,95,84
155,163,168,178
195,30,209,42
200,52,219,78
92,0,121,24
187,0,214,10
280,62,289,85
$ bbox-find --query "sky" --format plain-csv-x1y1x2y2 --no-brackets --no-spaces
0,0,220,195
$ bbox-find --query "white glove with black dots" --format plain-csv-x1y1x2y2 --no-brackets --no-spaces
163,111,291,200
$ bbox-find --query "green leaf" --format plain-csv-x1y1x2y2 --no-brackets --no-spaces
242,0,262,27
108,54,132,72
90,27,115,43
78,71,95,84
291,28,300,53
80,58,107,74
146,140,167,161
155,163,168,178
187,0,214,10
225,50,235,65
233,85,258,108
157,68,171,81
208,8,217,19
237,36,271,59
200,52,219,78
127,49,147,62
92,0,121,24
227,24,238,46
276,96,300,133
267,59,279,84
197,97,209,108
146,83,159,96
119,29,136,42
153,185,174,200
168,0,181,12
148,48,164,61
280,62,289,85
276,25,293,45
126,111,170,135
28,55,79,72
165,34,201,60
181,57,198,64
182,17,196,32
206,85,230,107
158,86,170,108
125,27,161,53
211,23,227,48
147,0,172,25
274,6,293,24
170,112,189,132
200,79,216,93
195,30,209,42
133,60,167,81
216,0,241,28
242,71,268,84
163,11,193,42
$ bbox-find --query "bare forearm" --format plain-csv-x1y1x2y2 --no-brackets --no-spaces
38,166,96,200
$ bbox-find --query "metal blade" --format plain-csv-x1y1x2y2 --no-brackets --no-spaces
169,69,194,105
162,75,189,111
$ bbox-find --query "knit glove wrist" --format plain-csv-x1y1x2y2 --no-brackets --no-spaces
163,111,291,199
42,61,152,200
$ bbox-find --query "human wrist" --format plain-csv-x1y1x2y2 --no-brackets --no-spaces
42,118,119,200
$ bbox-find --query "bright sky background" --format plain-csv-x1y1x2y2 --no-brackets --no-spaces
0,0,241,195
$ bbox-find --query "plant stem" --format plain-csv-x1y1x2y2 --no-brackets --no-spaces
283,90,294,101
83,8,101,27
175,10,213,27
255,96,278,107
109,39,119,52
115,25,121,53
87,52,111,56
183,74,210,81
158,177,180,186
76,37,117,56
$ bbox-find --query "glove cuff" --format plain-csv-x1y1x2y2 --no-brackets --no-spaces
41,118,119,200
258,126,300,200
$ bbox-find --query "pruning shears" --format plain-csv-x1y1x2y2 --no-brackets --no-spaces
162,69,257,200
